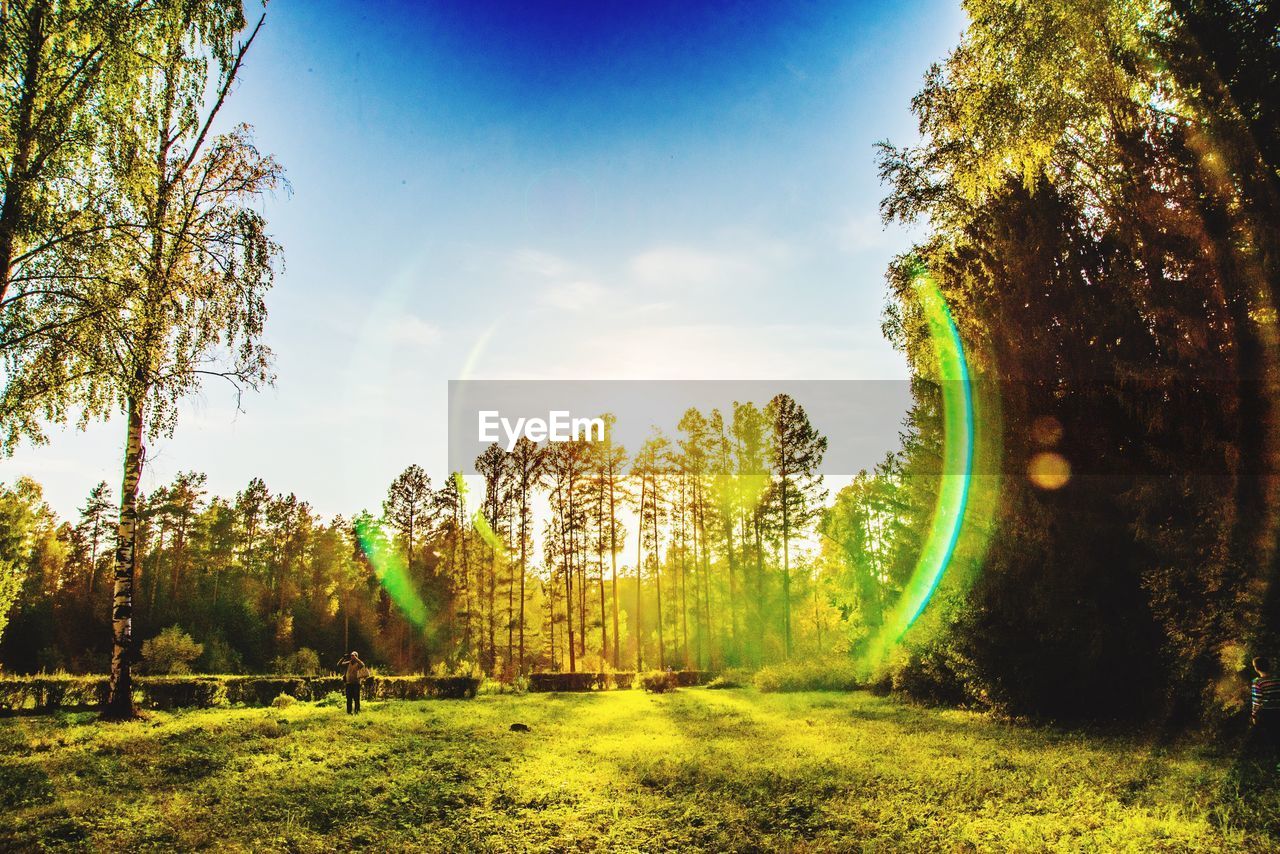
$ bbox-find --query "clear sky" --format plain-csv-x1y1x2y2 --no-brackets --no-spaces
1,0,967,521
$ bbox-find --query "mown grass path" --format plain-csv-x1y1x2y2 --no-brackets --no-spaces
1,689,1275,851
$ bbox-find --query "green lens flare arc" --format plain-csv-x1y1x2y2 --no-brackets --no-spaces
865,273,974,663
903,277,973,629
355,516,430,631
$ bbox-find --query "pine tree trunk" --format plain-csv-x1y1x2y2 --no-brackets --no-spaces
654,474,664,670
680,484,689,668
782,481,792,659
105,394,145,719
518,493,528,674
597,497,608,662
609,473,620,669
563,564,576,673
635,475,646,671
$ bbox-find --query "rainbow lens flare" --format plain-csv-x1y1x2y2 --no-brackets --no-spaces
861,271,974,668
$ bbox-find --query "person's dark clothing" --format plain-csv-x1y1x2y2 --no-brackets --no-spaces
345,682,361,715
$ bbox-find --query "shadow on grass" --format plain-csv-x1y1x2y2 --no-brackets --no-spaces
1217,729,1280,840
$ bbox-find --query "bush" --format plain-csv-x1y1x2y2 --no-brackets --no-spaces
270,692,296,709
140,626,204,675
198,635,243,674
477,675,529,696
707,667,753,689
889,642,972,707
271,647,322,676
639,670,678,693
315,690,344,707
753,660,864,693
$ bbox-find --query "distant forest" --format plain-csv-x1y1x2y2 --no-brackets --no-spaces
0,393,949,681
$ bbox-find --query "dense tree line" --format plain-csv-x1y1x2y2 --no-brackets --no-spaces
0,394,872,678
869,0,1280,724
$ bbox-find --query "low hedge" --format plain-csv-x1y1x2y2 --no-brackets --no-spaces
0,674,479,714
639,671,679,693
527,670,715,692
528,672,622,692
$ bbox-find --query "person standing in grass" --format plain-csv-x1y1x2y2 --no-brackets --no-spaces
1251,656,1279,747
337,651,368,715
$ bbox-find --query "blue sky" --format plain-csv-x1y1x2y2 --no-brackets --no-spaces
2,0,967,520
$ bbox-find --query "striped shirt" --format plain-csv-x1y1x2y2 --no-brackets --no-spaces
1253,676,1280,715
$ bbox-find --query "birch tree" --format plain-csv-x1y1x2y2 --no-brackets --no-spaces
92,2,280,718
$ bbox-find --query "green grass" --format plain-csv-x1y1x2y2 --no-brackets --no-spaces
1,689,1275,851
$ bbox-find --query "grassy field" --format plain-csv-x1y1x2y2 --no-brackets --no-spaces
1,688,1276,852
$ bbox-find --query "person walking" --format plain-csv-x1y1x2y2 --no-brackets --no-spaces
337,651,368,715
1251,655,1279,749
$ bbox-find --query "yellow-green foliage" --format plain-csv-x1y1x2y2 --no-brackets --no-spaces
140,626,204,675
638,670,678,693
0,690,1274,850
270,693,296,709
754,659,862,693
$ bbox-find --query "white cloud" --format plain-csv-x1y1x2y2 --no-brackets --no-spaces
541,279,606,311
510,248,573,279
628,246,747,289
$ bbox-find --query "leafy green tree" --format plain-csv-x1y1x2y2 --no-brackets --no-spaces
874,0,1278,720
87,3,279,718
0,478,54,650
140,624,202,674
0,2,160,452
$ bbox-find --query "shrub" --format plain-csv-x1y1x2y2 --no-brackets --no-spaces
270,692,296,709
707,667,753,689
890,643,971,707
315,690,344,707
639,670,678,693
477,675,530,695
197,635,243,674
140,626,204,675
271,647,322,676
753,660,864,693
